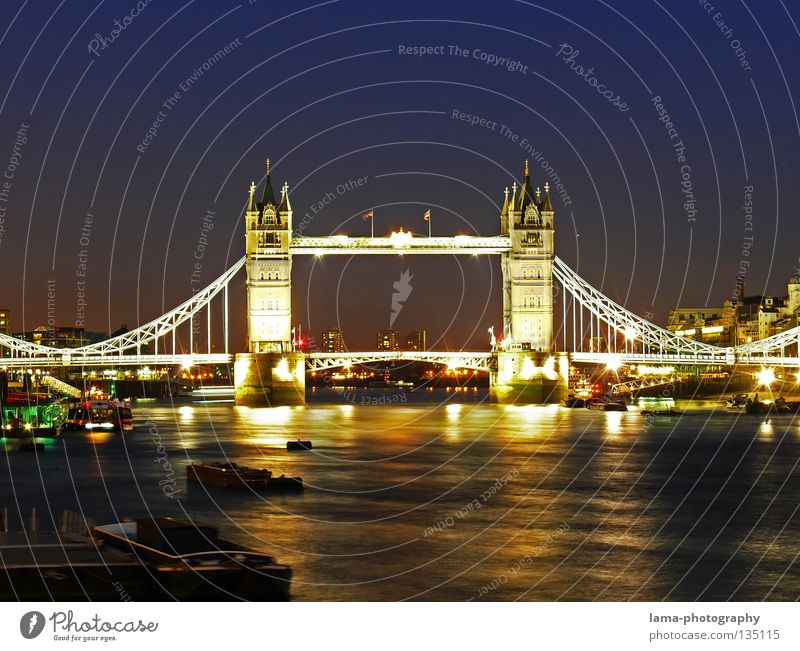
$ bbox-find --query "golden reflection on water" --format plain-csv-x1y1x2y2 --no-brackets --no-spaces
604,411,624,438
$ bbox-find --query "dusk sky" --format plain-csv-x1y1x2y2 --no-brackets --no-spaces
1,0,797,351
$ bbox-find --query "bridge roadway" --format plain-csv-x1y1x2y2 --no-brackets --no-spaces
1,350,798,369
289,234,512,255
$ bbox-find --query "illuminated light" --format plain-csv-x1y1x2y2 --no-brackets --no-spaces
389,229,413,247
606,355,623,372
636,365,675,376
315,253,324,258
519,357,536,380
623,326,639,340
701,325,724,334
24,423,31,430
178,406,194,419
756,368,776,387
447,358,465,371
181,359,194,371
273,358,294,382
233,356,251,389
333,235,349,243
446,404,462,413
342,360,352,370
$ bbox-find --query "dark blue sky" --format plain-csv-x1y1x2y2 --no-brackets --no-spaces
1,0,798,350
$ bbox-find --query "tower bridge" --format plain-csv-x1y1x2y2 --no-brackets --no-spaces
2,159,800,405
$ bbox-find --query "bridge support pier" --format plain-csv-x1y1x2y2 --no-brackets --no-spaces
234,352,306,406
490,351,569,404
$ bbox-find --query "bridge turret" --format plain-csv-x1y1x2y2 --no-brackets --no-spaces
237,159,304,406
500,161,554,352
244,159,293,354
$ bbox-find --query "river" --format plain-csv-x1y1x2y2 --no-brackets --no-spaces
1,389,798,601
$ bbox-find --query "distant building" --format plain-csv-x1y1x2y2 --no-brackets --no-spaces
0,308,9,334
321,328,345,353
665,272,800,346
13,325,107,349
405,329,427,351
376,329,399,351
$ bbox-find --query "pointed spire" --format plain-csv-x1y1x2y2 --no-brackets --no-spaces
542,181,553,212
278,181,292,213
535,186,541,201
501,186,509,216
518,160,535,211
510,181,517,209
261,157,277,207
247,181,258,213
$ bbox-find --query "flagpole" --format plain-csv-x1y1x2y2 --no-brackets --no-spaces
371,210,374,239
428,213,431,238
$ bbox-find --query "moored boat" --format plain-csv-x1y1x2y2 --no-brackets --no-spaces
287,439,313,451
187,462,304,491
93,517,292,601
187,462,270,488
586,396,628,412
0,392,63,438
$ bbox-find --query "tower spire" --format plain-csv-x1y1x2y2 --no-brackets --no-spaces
261,157,277,206
247,181,257,213
542,181,553,212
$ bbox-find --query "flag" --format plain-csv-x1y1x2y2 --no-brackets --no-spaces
362,210,373,220
423,209,430,221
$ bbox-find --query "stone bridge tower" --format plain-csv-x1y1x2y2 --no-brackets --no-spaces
235,159,305,406
492,161,566,403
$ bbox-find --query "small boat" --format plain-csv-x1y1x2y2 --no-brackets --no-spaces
745,399,790,415
641,408,684,417
726,393,750,410
63,398,134,432
287,440,313,451
0,392,63,438
586,396,628,412
562,395,586,408
187,462,270,488
93,517,292,601
187,462,304,492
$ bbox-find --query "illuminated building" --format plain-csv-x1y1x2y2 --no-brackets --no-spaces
321,329,345,352
376,329,399,351
405,329,427,351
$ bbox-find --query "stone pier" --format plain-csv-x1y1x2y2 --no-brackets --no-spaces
490,351,569,404
234,352,306,406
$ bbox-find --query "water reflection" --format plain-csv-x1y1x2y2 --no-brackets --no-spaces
1,394,797,602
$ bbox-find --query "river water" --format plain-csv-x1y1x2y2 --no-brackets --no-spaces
2,389,798,601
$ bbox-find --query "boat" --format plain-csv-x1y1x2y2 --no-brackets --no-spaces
0,392,63,438
93,517,292,600
726,393,750,409
63,398,134,432
287,439,313,451
0,528,150,600
187,462,271,488
187,462,304,492
585,396,628,411
744,398,791,415
641,408,684,417
562,395,586,408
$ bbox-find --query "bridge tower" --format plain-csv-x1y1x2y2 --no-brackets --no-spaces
492,161,567,403
235,160,305,406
